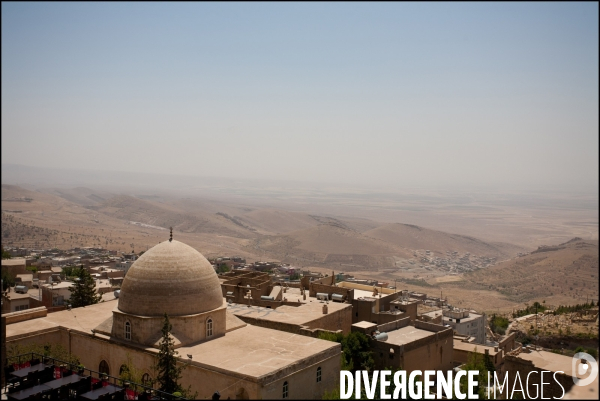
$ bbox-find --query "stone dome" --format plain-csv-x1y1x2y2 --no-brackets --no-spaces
118,240,223,317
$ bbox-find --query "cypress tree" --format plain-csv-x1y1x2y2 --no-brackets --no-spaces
155,313,184,395
68,266,101,307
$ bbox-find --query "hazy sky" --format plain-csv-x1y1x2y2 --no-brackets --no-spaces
2,2,598,191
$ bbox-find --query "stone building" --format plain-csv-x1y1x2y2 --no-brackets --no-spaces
5,239,341,399
502,349,595,399
422,307,486,344
351,318,454,372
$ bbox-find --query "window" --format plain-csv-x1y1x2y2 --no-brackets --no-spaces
142,373,151,386
124,321,131,340
99,360,109,376
206,318,213,337
317,367,322,383
119,365,128,376
282,381,288,399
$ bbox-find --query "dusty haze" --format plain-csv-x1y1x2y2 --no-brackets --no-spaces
2,2,599,191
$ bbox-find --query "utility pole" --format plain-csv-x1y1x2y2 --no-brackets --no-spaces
535,303,538,350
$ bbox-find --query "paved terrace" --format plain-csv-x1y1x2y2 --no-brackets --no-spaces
180,324,340,379
385,325,437,346
227,294,350,326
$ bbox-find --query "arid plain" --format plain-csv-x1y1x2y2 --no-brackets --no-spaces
2,178,598,315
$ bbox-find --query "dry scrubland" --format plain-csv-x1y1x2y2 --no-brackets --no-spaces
464,238,599,308
1,183,598,314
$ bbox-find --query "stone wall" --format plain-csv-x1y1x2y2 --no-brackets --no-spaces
304,304,353,335
499,332,516,354
7,325,340,400
352,298,376,324
377,317,411,333
453,344,504,368
258,350,341,399
502,355,574,399
236,308,350,337
111,305,227,348
338,281,398,295
415,320,447,332
370,326,453,372
3,307,48,324
309,282,353,302
391,301,418,322
376,312,406,325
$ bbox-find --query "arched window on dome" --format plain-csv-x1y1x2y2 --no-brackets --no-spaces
206,318,213,338
316,366,322,383
124,321,131,340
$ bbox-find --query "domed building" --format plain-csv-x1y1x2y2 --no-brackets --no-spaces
110,239,226,347
5,236,342,399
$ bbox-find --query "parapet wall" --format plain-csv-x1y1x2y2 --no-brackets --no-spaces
502,355,574,399
415,320,448,332
309,283,354,302
377,317,411,333
338,281,398,295
499,332,517,353
4,307,48,325
234,314,343,338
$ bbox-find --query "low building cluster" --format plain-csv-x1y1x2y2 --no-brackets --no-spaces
2,242,596,399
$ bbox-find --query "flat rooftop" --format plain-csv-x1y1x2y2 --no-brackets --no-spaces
180,324,340,379
5,298,247,337
444,313,483,323
352,289,380,299
353,321,377,329
5,300,118,339
42,282,73,290
390,299,418,305
517,350,581,377
384,326,436,346
422,309,483,323
2,258,26,266
5,298,339,382
5,292,31,300
227,296,351,326
421,310,443,318
453,340,500,356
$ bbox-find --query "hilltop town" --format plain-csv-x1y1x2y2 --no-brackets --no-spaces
2,239,598,399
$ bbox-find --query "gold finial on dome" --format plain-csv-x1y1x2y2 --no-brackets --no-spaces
169,227,173,242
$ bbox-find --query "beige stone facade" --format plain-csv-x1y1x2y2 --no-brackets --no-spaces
368,320,454,372
4,239,342,399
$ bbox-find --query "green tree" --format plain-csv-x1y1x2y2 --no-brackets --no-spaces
456,349,490,399
68,266,101,307
2,268,16,290
215,263,230,274
342,332,375,372
319,331,374,372
119,352,147,389
2,246,12,259
154,314,196,399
